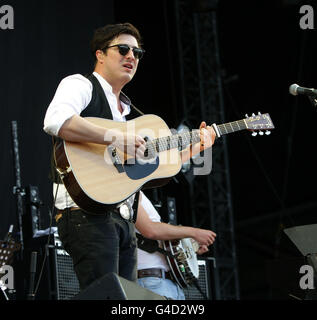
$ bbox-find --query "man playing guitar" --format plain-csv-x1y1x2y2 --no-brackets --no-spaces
43,22,216,293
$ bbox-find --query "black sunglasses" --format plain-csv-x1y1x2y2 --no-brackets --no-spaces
104,44,145,60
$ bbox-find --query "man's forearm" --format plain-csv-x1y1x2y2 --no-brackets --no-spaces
58,114,109,144
143,221,196,241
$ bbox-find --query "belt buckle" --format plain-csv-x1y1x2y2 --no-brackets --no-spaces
119,203,132,220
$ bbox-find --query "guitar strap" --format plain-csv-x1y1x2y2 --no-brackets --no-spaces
135,233,176,258
131,191,140,224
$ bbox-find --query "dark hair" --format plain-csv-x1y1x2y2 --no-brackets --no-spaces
90,22,142,61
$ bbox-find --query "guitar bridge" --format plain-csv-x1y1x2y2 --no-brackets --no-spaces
107,146,124,173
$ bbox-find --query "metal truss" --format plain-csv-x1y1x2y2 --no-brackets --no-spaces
173,0,240,300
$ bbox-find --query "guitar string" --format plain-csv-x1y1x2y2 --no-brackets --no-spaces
142,116,268,156
147,119,247,154
145,130,201,156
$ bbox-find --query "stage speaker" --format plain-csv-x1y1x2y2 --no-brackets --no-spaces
25,233,80,300
72,272,167,300
52,235,80,300
183,258,213,300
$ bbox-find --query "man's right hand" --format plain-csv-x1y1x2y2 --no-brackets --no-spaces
192,228,217,247
105,128,146,158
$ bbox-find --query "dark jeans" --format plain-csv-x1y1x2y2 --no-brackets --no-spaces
56,208,137,290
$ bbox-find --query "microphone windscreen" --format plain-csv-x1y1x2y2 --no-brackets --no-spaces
289,83,299,96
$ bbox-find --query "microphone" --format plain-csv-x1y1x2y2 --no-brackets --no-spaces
27,251,37,300
289,84,317,97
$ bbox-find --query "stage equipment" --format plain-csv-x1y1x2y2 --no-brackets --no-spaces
289,83,317,108
283,224,317,299
11,121,25,254
25,233,80,300
72,272,167,300
166,197,177,225
183,258,215,300
22,186,42,245
0,232,21,300
26,251,37,300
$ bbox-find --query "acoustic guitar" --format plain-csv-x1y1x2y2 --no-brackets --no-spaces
54,113,274,213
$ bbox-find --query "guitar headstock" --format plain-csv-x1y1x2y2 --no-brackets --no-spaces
245,112,275,136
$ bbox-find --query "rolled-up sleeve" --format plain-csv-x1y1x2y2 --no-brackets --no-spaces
43,74,92,136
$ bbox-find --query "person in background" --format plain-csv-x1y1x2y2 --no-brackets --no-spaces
135,191,216,300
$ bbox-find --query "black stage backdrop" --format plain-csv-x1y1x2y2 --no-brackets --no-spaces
1,0,317,300
0,0,115,237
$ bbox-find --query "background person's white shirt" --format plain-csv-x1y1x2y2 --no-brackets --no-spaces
136,192,170,272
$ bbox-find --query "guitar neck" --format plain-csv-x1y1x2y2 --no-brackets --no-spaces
215,119,248,137
146,130,200,154
146,119,248,153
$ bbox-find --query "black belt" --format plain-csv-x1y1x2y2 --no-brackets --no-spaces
55,204,136,223
138,268,173,281
55,192,140,224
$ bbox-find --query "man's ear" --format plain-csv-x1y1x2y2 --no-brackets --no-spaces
96,50,104,64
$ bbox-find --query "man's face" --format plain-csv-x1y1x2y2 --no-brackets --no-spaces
102,34,140,87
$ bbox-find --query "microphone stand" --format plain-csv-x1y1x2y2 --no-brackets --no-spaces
308,96,317,108
27,252,37,300
11,121,25,256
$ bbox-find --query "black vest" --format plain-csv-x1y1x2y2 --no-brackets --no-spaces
49,73,143,183
80,74,141,120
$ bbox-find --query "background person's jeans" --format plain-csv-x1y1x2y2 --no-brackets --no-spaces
137,277,185,300
57,208,137,290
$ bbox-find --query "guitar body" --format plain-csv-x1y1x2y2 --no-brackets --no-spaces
54,115,182,213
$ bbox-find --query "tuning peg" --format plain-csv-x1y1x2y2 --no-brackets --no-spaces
265,130,271,135
245,114,249,118
251,132,257,136
259,131,264,136
258,111,261,115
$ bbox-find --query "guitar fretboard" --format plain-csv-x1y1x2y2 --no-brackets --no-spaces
144,119,250,155
216,120,247,136
144,119,249,155
146,130,201,155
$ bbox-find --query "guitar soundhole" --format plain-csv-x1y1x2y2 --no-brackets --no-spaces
123,135,159,180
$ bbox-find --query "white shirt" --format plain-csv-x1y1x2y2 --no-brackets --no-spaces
136,192,170,272
43,72,131,209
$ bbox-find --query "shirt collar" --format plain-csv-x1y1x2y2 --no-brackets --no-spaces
93,72,131,116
